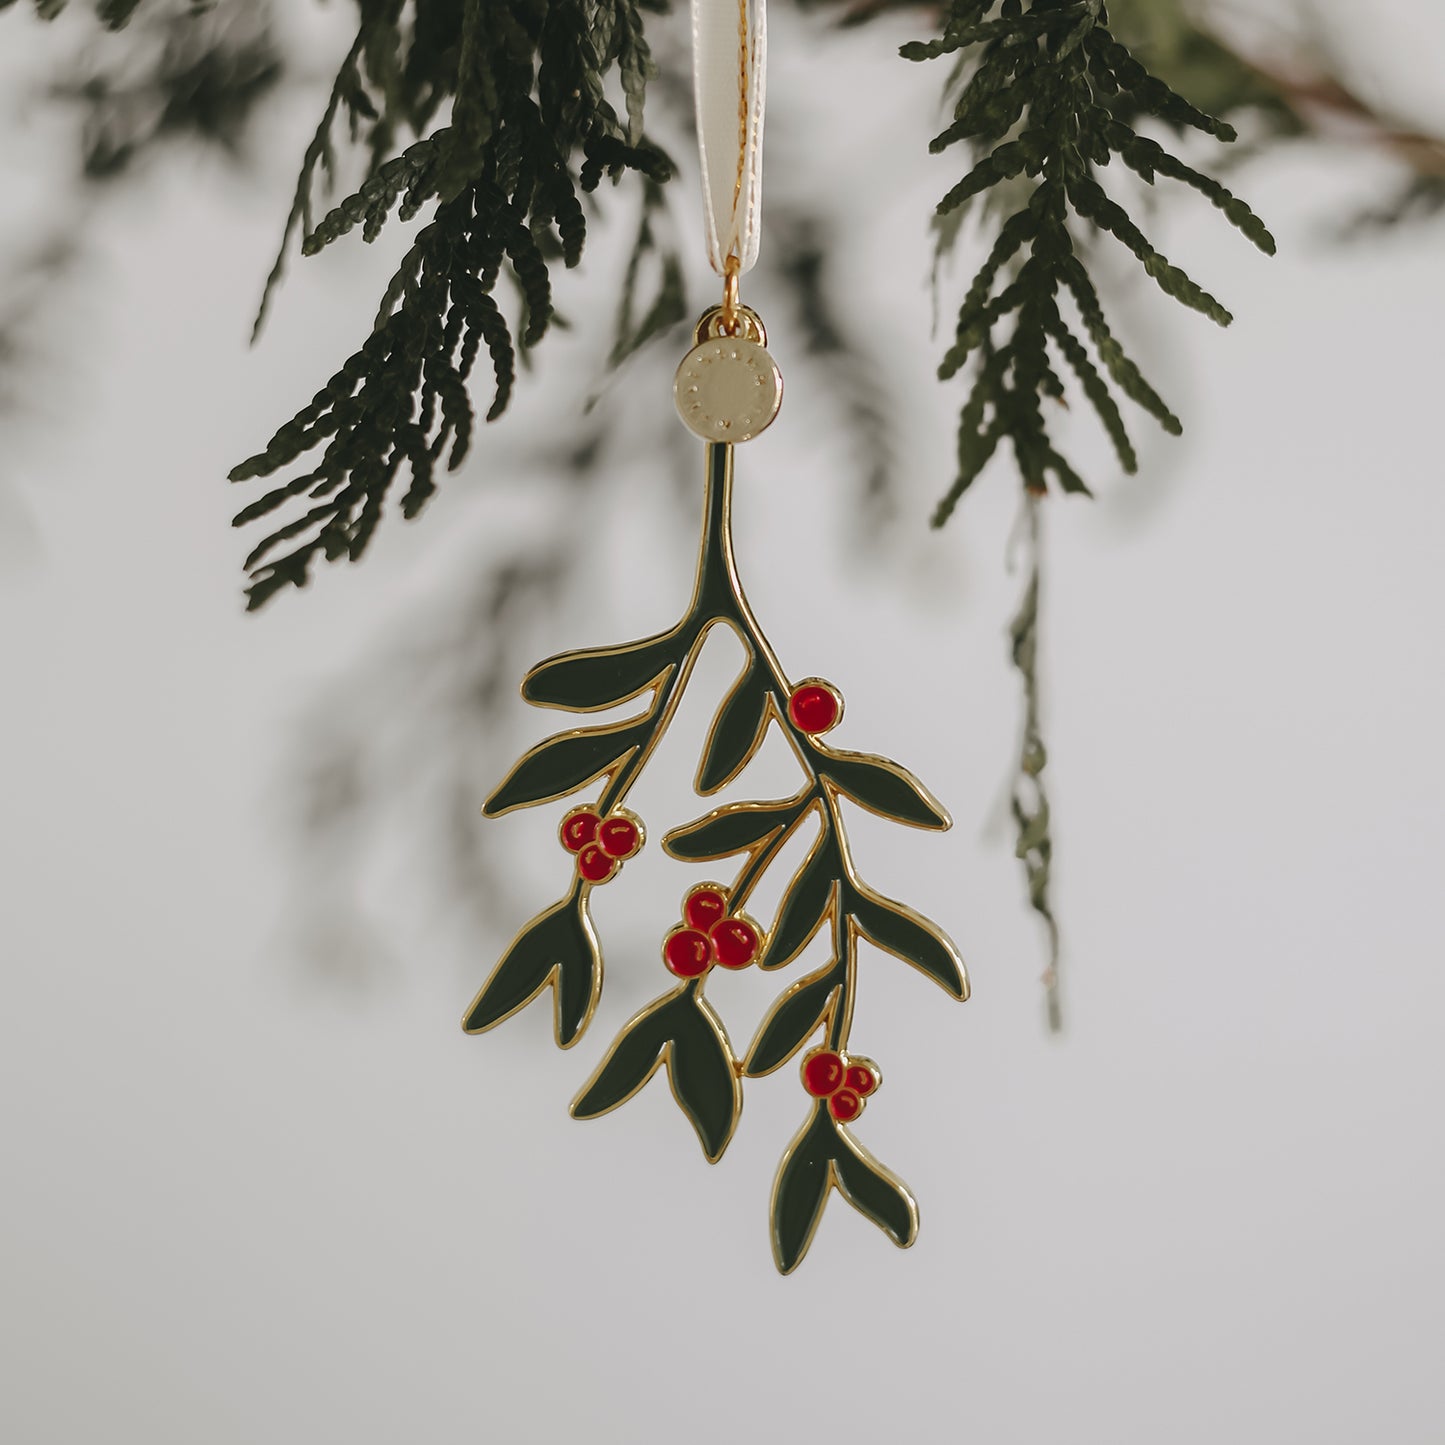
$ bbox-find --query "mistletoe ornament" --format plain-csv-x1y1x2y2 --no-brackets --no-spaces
463,0,969,1273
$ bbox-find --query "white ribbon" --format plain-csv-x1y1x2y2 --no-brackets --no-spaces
691,0,766,276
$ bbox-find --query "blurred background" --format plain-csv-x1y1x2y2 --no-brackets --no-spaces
1,2,1442,1441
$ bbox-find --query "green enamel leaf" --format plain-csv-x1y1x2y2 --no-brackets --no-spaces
851,887,968,1000
821,749,951,831
570,996,673,1118
831,1129,920,1251
760,841,836,971
666,993,742,1162
483,718,644,817
744,966,839,1078
663,798,799,862
771,1108,834,1275
696,663,770,795
462,895,600,1047
522,630,679,712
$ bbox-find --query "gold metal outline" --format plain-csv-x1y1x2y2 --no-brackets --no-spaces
682,879,732,925
741,960,839,1079
661,922,712,979
470,309,967,1270
691,655,775,796
521,636,680,715
768,1103,921,1275
673,334,782,445
459,886,603,1050
848,873,971,1003
710,910,765,969
787,676,845,735
596,806,646,862
482,719,647,820
568,983,744,1164
811,746,953,832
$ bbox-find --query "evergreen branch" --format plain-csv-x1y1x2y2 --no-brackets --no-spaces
910,0,1274,514
251,31,371,342
230,189,518,610
1009,496,1061,1030
230,0,672,606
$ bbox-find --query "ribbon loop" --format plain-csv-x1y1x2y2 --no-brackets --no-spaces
692,0,766,277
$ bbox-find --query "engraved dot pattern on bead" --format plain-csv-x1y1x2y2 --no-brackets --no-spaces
673,336,783,444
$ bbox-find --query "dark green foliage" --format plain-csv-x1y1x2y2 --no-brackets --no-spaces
462,892,599,1046
521,630,678,710
663,798,800,861
744,964,838,1077
696,663,770,794
571,995,672,1115
666,992,742,1161
760,845,836,970
830,1128,918,1249
849,885,968,999
906,0,1274,520
772,1109,834,1274
482,716,645,816
249,30,384,341
771,1104,919,1273
821,749,951,830
572,987,741,1161
229,0,672,609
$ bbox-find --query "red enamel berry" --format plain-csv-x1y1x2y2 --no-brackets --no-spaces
787,679,842,736
683,885,728,933
598,813,643,860
663,927,713,979
560,808,601,853
576,843,618,884
710,916,761,970
829,1088,864,1123
802,1049,845,1098
844,1061,879,1097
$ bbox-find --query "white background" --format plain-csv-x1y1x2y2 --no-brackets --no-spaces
2,3,1442,1442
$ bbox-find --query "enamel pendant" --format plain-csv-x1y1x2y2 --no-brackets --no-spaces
464,302,968,1272
465,0,966,1272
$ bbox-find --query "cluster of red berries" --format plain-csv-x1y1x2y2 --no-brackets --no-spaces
787,678,843,736
801,1047,881,1123
662,884,764,978
559,806,644,883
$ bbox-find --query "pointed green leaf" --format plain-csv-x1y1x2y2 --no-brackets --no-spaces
696,663,770,795
522,629,680,712
760,840,836,971
666,994,742,1162
462,895,600,1047
821,749,951,830
744,966,839,1077
771,1107,835,1274
851,886,968,1000
832,1130,919,1251
483,719,644,817
663,797,801,863
570,995,674,1118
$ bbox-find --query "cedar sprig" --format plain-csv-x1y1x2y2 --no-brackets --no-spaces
905,0,1276,523
229,0,671,609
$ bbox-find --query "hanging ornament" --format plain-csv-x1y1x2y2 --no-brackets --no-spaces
463,0,969,1274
